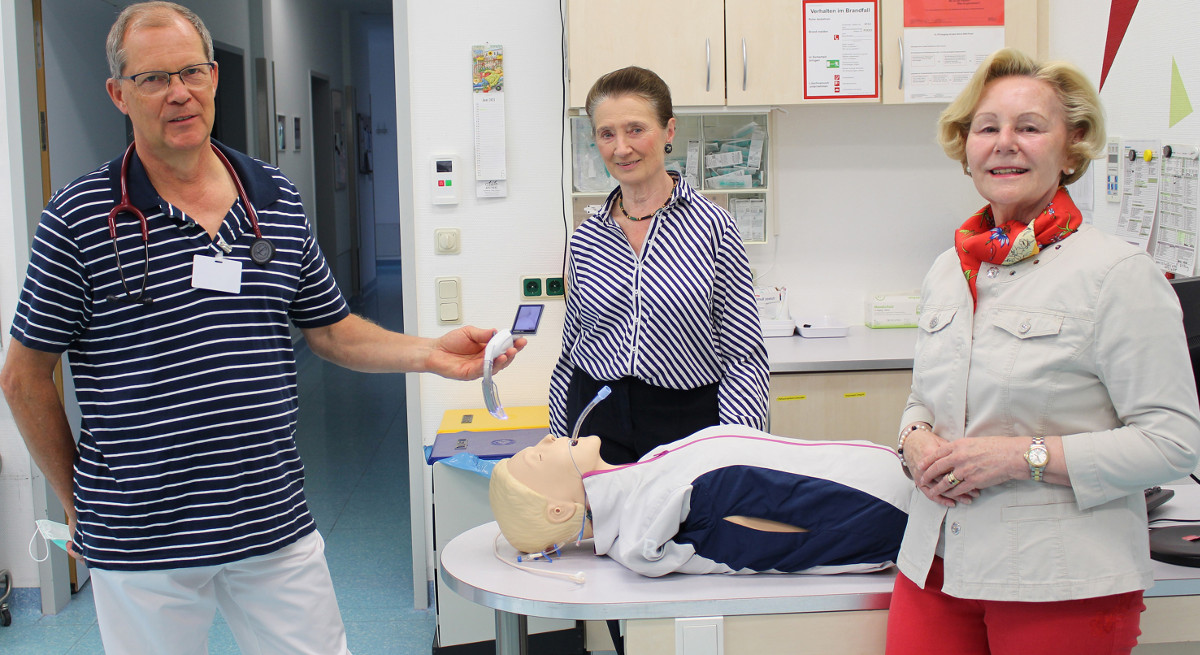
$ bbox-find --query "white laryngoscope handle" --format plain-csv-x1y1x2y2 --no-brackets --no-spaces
482,330,514,420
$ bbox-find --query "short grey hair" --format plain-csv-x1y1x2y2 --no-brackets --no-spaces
106,2,214,79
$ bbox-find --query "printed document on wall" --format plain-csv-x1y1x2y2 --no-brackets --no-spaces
1115,139,1162,250
1154,145,1199,275
802,0,878,100
472,44,507,197
902,27,1004,103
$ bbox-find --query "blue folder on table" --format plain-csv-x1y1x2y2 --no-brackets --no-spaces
428,428,547,462
427,406,549,463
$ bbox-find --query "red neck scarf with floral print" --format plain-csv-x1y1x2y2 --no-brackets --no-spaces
955,187,1082,306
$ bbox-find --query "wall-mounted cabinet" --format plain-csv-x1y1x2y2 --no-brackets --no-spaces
570,111,772,244
569,0,1045,108
880,0,1045,104
566,0,727,107
567,0,879,108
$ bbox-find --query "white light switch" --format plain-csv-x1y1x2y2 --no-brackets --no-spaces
435,228,461,255
435,276,462,324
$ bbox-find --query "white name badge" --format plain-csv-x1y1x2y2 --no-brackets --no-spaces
192,254,242,294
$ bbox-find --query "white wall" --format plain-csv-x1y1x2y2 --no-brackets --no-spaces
1051,0,1200,257
0,0,40,589
405,2,568,444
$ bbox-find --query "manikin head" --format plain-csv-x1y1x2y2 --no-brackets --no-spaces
489,435,607,554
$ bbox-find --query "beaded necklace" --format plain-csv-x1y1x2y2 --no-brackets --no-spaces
616,177,677,221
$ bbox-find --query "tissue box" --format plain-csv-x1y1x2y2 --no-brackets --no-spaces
865,293,920,328
754,286,789,321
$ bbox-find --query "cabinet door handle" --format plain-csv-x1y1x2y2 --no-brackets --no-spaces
706,37,711,92
898,36,905,90
742,37,748,91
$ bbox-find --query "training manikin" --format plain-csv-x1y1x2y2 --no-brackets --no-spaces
489,425,912,577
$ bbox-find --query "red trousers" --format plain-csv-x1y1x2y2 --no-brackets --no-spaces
886,557,1144,655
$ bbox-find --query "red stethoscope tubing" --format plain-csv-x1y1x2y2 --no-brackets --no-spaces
106,142,267,303
107,141,264,241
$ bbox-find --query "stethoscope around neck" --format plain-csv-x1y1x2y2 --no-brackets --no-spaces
107,141,276,304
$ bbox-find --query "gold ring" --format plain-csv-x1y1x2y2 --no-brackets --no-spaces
945,472,962,487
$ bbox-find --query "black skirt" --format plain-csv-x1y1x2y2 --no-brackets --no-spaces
565,367,720,465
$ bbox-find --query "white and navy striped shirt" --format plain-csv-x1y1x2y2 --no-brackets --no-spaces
549,174,769,437
10,141,349,571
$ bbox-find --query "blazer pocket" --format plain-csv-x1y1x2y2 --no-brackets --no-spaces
1001,500,1089,522
992,309,1064,339
919,308,957,334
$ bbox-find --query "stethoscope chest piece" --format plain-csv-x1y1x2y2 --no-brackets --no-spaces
250,238,275,265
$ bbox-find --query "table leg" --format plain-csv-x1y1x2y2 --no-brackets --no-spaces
494,609,528,655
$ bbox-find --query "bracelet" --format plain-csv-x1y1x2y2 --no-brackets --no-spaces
896,423,931,466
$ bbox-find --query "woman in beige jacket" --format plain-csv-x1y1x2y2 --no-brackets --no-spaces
886,48,1200,655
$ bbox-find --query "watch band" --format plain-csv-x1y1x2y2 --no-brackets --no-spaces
1025,436,1049,482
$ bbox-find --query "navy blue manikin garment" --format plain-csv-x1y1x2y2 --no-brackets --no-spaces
674,466,908,572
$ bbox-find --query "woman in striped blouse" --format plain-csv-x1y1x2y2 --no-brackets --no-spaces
549,66,769,465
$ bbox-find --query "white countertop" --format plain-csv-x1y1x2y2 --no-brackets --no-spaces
766,325,918,373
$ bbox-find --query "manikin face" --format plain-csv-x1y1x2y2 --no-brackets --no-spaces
106,15,217,160
591,94,675,191
964,76,1078,224
503,434,601,505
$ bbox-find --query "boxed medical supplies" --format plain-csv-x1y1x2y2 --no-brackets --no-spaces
865,292,920,328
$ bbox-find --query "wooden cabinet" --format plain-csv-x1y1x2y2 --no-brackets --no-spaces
566,0,726,108
768,369,912,446
725,0,879,106
880,0,1046,104
568,0,876,107
570,0,1046,109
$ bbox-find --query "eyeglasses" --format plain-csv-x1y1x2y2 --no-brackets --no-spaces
116,62,215,95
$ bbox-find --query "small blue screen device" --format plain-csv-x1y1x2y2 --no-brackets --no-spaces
511,303,544,335
482,304,544,420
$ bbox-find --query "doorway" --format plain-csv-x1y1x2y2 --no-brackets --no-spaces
311,73,359,298
212,43,247,153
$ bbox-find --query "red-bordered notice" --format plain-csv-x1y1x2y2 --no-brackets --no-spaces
802,0,880,100
904,0,1004,28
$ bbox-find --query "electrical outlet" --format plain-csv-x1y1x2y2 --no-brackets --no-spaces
545,276,565,297
520,276,543,297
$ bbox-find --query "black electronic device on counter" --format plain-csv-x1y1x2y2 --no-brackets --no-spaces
1150,525,1200,568
1146,486,1176,513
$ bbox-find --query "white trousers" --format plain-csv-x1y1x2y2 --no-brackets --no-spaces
90,531,350,655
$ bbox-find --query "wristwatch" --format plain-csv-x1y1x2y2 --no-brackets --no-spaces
1024,436,1049,482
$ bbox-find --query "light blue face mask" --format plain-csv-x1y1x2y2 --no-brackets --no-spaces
28,519,71,562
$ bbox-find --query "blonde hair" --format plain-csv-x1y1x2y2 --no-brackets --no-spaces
936,48,1106,186
489,458,585,554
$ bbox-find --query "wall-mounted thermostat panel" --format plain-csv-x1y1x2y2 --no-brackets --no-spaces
432,155,460,205
1106,139,1121,202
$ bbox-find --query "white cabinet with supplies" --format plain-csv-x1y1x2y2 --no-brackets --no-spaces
570,111,772,244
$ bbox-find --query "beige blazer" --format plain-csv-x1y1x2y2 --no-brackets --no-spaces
898,224,1200,602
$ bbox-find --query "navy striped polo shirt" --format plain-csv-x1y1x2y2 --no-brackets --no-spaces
549,173,769,437
10,140,349,570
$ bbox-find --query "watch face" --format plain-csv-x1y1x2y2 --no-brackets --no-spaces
1028,448,1049,467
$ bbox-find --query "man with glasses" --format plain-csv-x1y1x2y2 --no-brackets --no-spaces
0,2,523,653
